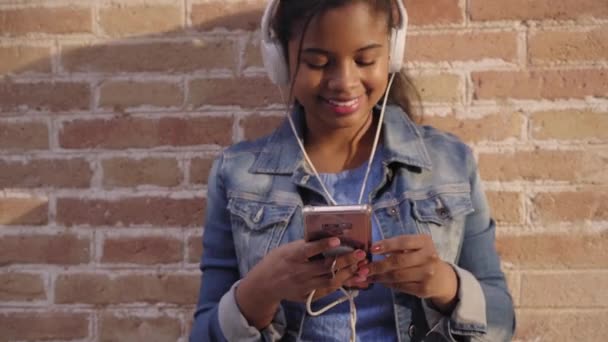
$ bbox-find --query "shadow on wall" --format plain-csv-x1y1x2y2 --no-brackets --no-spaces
3,2,449,227
1,4,286,227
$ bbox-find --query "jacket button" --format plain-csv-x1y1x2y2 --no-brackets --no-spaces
252,207,264,223
388,207,398,217
408,323,416,338
436,207,450,220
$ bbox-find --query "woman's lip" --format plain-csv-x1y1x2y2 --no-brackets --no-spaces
321,96,362,116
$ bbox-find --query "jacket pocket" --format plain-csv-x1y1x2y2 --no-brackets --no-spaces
227,195,298,275
408,183,474,262
228,197,296,231
411,188,474,226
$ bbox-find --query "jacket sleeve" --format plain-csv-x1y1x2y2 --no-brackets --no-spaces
422,152,516,341
189,154,286,342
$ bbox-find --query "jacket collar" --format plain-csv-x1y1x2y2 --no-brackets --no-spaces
249,104,432,175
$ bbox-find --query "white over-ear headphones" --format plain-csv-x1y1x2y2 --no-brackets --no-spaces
260,0,409,85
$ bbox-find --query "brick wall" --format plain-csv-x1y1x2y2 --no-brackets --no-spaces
0,0,606,341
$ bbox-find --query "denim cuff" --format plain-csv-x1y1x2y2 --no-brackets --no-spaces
422,263,487,338
218,280,286,341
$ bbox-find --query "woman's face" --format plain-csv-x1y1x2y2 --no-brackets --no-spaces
287,1,391,132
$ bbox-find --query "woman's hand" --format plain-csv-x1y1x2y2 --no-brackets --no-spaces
236,238,368,329
363,234,459,314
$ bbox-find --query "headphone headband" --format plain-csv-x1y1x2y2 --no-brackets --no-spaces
260,0,409,85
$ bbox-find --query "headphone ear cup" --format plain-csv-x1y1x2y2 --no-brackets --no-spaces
261,40,290,85
388,26,406,73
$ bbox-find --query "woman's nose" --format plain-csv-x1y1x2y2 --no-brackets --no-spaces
326,62,358,92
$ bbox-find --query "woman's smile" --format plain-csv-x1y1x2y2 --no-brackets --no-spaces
320,95,364,117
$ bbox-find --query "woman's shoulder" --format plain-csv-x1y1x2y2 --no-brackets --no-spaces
417,124,472,153
385,105,474,163
414,122,477,173
221,127,279,160
215,121,291,177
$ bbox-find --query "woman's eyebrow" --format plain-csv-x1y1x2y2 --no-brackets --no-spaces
302,43,383,55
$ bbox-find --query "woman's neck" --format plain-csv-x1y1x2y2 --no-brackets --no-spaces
303,112,379,173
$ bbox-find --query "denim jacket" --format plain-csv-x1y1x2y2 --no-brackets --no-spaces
190,105,516,342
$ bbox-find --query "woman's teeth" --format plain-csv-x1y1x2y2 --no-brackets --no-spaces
326,98,359,107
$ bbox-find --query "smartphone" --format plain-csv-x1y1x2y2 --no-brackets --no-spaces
303,204,372,261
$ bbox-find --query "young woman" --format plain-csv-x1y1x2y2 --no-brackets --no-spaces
190,0,515,341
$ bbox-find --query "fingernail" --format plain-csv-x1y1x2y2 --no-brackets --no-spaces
329,238,340,247
355,250,366,260
371,244,382,253
358,268,369,277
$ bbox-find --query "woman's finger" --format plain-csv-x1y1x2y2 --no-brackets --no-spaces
371,263,435,284
367,248,437,277
299,237,342,260
326,250,368,270
371,234,432,255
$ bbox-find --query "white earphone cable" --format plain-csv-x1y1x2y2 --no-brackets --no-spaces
278,73,398,342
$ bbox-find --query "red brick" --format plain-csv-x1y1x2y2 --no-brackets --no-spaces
100,5,182,37
403,0,463,26
532,190,608,223
187,235,203,263
191,1,265,31
531,110,608,141
504,271,520,305
191,0,464,31
188,77,282,107
99,81,184,110
190,157,215,185
486,191,523,225
478,150,605,183
0,312,89,340
0,121,48,150
407,31,518,63
102,157,182,188
59,117,233,149
470,0,608,21
243,36,263,69
159,117,233,147
55,273,199,305
521,271,608,307
516,310,608,341
472,70,608,100
529,26,608,64
62,41,236,73
0,81,90,112
0,273,46,301
0,234,90,265
0,46,52,75
101,236,183,264
0,159,92,188
100,312,181,342
0,7,92,35
56,197,205,228
0,197,48,225
412,74,462,103
241,114,283,140
422,112,522,143
496,233,608,269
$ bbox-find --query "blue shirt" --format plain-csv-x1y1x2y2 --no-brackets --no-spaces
299,150,397,341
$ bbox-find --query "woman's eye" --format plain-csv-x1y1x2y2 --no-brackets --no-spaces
357,60,376,66
305,62,327,69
